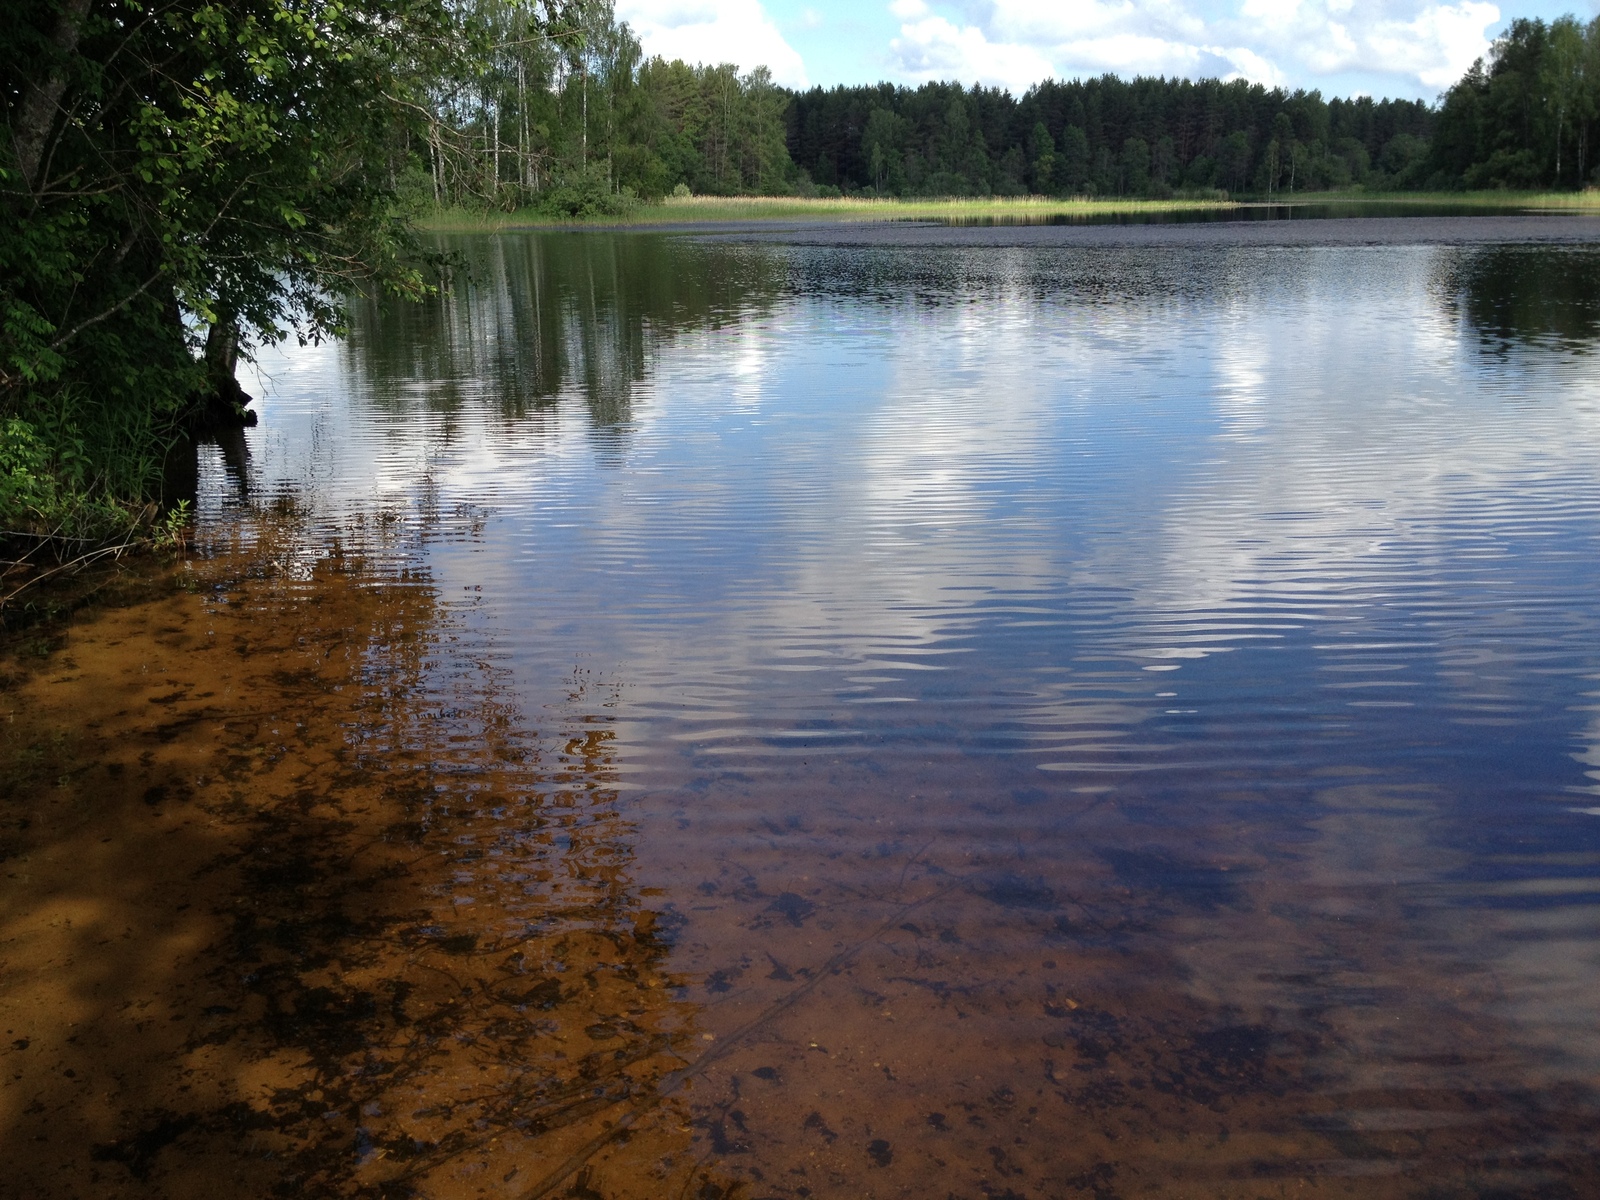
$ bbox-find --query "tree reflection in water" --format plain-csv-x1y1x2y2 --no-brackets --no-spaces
343,233,789,433
1437,243,1600,354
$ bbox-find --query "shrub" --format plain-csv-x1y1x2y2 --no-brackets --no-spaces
537,168,640,219
0,417,139,541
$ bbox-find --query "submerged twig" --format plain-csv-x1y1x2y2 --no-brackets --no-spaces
0,529,107,544
0,533,137,609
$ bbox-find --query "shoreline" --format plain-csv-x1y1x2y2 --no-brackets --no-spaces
418,191,1600,235
425,211,1600,248
689,212,1600,248
420,195,1238,233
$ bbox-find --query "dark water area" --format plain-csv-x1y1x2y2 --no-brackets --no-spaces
932,199,1550,226
5,228,1600,1198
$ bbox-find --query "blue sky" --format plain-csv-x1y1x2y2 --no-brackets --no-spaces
615,0,1594,101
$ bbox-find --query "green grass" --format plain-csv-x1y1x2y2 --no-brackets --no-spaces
419,188,1600,233
421,193,1240,231
1513,191,1600,208
1252,188,1600,209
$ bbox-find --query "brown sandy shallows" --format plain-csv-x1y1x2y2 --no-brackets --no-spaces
0,516,734,1200
3,508,1598,1200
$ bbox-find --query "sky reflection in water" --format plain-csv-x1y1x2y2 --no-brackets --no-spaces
215,232,1600,1195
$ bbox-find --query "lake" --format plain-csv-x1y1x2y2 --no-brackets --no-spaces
5,216,1600,1197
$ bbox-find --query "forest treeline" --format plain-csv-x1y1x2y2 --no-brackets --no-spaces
423,0,793,215
786,80,1429,198
5,0,1600,546
432,6,1600,209
1433,16,1600,188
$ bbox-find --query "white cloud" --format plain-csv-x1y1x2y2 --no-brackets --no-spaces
884,0,1504,98
616,0,809,88
1212,0,1501,90
990,0,1207,45
1240,0,1301,26
1057,34,1207,78
891,15,1058,89
1217,44,1286,86
1363,2,1503,89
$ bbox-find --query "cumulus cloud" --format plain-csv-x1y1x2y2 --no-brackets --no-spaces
1226,0,1502,90
885,0,1504,98
891,13,1057,87
616,0,809,88
1361,2,1504,89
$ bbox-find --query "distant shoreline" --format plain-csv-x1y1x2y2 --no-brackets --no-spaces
686,212,1600,249
420,195,1236,233
418,192,1600,236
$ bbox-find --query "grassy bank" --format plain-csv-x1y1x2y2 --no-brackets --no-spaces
419,188,1600,232
421,194,1240,231
1270,189,1600,209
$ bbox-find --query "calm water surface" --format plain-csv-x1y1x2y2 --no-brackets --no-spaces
9,227,1600,1198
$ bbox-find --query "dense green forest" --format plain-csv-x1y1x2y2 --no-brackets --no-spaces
1432,16,1600,188
425,0,1432,206
6,0,1600,550
786,80,1431,197
3,0,463,547
431,7,1600,205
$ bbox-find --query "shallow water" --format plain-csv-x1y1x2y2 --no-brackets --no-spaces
6,229,1600,1198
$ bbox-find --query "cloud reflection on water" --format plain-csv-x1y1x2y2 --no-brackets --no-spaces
226,230,1600,1191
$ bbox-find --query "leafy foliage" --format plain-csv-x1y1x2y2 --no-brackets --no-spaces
1431,15,1600,189
0,415,134,538
534,165,637,218
426,0,797,206
2,0,468,530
